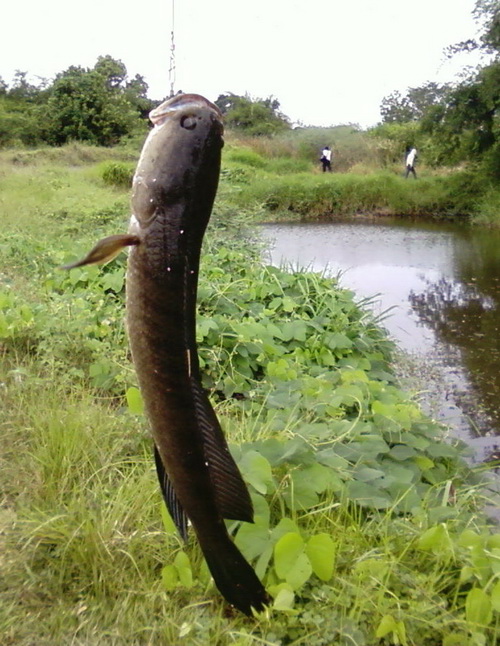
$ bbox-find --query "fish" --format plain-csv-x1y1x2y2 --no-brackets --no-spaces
64,93,269,616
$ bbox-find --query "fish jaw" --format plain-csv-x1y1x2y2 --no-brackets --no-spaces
149,93,223,126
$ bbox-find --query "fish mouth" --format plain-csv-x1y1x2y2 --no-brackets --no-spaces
149,93,223,127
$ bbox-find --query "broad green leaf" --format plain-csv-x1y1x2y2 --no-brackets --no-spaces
285,552,312,589
459,566,475,583
235,523,270,561
414,455,435,471
274,532,304,580
465,588,492,626
353,466,385,482
316,448,350,470
255,544,274,580
273,587,295,611
306,533,336,581
271,584,295,611
375,614,397,638
326,332,353,350
425,442,461,458
491,580,500,612
282,296,297,312
284,474,319,511
418,524,453,555
251,493,270,526
238,450,274,494
126,386,144,415
443,635,472,646
390,444,416,460
161,565,178,590
295,462,339,494
101,268,125,292
490,548,500,576
271,518,301,543
174,551,193,588
346,480,392,509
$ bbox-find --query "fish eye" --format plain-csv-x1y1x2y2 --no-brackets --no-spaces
181,115,197,130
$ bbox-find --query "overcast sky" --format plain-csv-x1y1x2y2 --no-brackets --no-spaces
2,0,486,127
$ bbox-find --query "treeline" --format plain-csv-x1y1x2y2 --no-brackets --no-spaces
0,57,291,148
372,0,500,178
1,0,497,179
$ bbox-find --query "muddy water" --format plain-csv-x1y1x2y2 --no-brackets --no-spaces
261,218,500,463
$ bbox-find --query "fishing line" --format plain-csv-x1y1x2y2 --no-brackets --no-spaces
168,0,176,97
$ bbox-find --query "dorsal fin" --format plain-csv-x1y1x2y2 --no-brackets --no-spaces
190,379,254,523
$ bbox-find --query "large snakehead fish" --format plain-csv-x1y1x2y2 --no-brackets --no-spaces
64,93,269,616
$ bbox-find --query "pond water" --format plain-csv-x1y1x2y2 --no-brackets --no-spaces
261,218,500,464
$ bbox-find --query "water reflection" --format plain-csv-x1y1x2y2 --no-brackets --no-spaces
261,219,500,460
410,276,500,435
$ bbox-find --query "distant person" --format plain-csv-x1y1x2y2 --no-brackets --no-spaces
320,146,332,172
405,147,417,179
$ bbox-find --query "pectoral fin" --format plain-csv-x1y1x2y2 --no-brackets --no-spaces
61,234,140,269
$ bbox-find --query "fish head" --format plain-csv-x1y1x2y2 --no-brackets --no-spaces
131,93,224,231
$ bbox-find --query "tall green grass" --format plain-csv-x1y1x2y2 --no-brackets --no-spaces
225,169,489,220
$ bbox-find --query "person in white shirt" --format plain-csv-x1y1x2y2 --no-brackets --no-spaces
405,147,417,178
320,146,332,172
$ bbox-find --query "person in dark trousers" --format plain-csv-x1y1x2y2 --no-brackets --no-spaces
320,146,332,172
405,147,417,178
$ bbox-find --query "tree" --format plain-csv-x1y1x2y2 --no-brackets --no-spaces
215,93,290,135
476,0,500,53
7,71,44,103
124,74,155,119
93,55,127,89
380,83,449,124
445,0,499,57
41,58,145,146
420,0,500,174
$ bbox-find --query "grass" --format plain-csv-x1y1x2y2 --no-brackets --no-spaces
1,145,500,644
221,167,491,221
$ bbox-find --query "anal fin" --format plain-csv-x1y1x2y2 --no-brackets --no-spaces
154,444,188,541
190,379,254,523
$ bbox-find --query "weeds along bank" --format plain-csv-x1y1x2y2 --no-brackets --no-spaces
1,153,500,644
222,141,500,225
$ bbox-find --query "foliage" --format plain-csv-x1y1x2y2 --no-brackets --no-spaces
0,56,153,148
367,121,422,165
418,60,500,175
380,82,450,124
372,1,500,179
225,168,487,220
445,0,500,57
225,125,382,173
99,161,135,188
215,93,291,136
40,58,146,146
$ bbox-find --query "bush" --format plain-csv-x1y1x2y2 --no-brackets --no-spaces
224,147,267,168
99,161,134,188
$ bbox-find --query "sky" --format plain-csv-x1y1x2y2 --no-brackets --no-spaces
1,0,487,128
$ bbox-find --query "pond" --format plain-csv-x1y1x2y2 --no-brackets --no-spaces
261,218,500,464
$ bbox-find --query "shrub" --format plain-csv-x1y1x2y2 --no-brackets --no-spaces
224,147,267,168
99,161,134,188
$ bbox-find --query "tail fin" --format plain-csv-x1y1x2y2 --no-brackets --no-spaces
199,533,269,616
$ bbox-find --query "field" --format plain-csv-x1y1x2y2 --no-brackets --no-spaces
1,145,500,645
